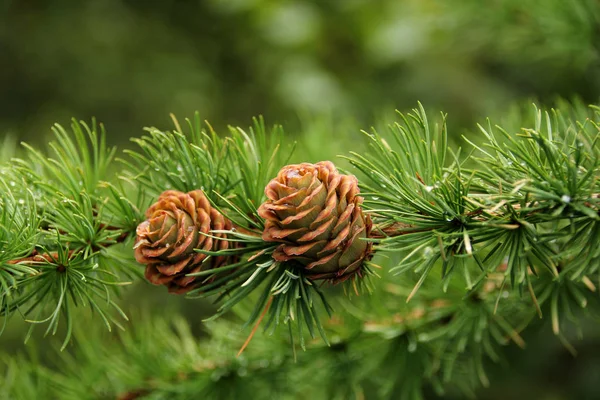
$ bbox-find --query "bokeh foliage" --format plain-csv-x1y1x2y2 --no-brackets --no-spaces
1,0,599,142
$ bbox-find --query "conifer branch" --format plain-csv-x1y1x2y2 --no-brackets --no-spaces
1,101,599,399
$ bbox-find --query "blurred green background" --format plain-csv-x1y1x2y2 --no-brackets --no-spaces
2,0,599,144
1,0,600,399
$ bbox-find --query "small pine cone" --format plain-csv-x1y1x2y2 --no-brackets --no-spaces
257,161,372,283
134,190,233,294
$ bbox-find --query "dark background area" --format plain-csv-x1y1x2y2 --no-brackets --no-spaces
2,0,599,143
1,1,600,399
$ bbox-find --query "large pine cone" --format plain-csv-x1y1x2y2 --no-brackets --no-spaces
257,161,372,282
134,190,233,294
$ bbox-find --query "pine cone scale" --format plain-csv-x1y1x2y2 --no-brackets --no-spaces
135,189,235,293
306,252,338,270
282,240,327,257
140,244,172,259
297,217,335,242
297,183,326,208
319,226,350,254
148,212,178,242
145,266,173,285
279,205,320,227
312,197,338,225
155,256,193,275
258,161,373,283
270,183,303,203
263,225,308,241
276,187,309,206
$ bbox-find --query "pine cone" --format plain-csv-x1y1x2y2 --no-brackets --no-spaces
134,190,233,294
257,161,372,283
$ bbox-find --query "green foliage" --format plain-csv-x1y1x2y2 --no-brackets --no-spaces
224,117,295,223
198,118,342,349
470,106,600,280
0,314,295,400
0,178,39,326
3,1,600,397
122,114,232,203
124,115,337,348
1,101,599,399
0,268,546,400
348,103,599,309
0,120,139,346
16,119,115,197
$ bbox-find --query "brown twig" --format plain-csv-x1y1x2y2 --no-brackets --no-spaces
369,221,435,239
6,227,131,266
7,250,75,266
117,389,151,400
238,296,273,357
368,196,599,239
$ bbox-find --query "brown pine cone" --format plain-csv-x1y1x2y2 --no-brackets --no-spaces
134,190,233,294
257,161,372,283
